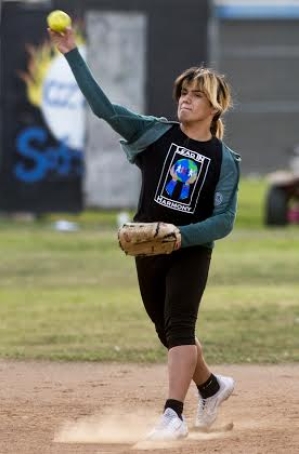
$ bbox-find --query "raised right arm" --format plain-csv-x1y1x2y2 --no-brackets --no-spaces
66,48,160,142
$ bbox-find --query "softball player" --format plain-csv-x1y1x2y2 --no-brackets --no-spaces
49,27,240,442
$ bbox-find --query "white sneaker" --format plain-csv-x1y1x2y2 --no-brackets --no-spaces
146,408,188,441
195,374,235,429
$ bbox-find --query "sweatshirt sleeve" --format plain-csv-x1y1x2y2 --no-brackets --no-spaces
64,47,160,143
179,146,241,248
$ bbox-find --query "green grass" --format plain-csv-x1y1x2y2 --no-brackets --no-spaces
0,178,298,364
235,177,267,228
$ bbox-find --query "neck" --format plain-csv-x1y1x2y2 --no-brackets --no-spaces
180,122,212,142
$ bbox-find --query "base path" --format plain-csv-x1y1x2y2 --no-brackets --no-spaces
0,361,298,454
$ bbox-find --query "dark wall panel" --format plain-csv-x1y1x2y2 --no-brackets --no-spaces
219,19,299,175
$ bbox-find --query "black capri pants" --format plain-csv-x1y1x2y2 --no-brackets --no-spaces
135,245,212,349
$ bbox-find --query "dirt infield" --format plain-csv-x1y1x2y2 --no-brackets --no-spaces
0,361,298,454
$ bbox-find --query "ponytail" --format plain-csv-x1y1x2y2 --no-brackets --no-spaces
210,117,224,139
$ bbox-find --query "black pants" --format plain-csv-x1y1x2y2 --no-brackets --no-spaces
135,246,212,349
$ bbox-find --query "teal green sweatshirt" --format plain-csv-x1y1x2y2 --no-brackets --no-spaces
65,48,241,249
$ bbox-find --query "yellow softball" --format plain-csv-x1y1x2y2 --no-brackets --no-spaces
47,10,72,33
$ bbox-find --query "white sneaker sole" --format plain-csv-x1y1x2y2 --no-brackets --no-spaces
146,430,188,442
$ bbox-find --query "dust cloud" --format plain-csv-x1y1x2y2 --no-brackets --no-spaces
54,408,157,444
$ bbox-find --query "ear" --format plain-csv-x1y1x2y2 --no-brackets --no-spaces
210,106,219,117
212,110,222,122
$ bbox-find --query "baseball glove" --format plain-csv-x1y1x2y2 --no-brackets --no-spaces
118,222,181,256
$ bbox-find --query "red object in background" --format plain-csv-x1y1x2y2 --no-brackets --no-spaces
288,207,299,223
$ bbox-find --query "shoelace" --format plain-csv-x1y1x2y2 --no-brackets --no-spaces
156,411,178,429
199,396,219,415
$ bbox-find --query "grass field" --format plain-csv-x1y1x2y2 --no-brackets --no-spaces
0,178,298,364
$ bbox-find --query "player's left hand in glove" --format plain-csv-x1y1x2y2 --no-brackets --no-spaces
118,222,181,256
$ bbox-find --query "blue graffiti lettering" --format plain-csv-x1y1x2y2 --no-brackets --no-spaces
15,127,49,183
15,126,83,183
43,80,84,109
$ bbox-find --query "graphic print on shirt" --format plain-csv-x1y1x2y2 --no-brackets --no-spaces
155,143,211,214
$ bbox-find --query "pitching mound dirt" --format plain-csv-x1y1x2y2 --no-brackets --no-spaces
0,361,298,454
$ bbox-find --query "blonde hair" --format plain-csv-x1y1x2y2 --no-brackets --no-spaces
173,67,232,139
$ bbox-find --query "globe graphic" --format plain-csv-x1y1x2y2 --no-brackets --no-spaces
173,159,198,183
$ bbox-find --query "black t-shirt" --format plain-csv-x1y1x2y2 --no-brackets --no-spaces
134,124,222,226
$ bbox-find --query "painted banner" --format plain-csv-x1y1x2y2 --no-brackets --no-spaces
0,2,85,213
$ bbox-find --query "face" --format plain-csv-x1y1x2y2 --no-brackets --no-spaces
177,80,217,125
